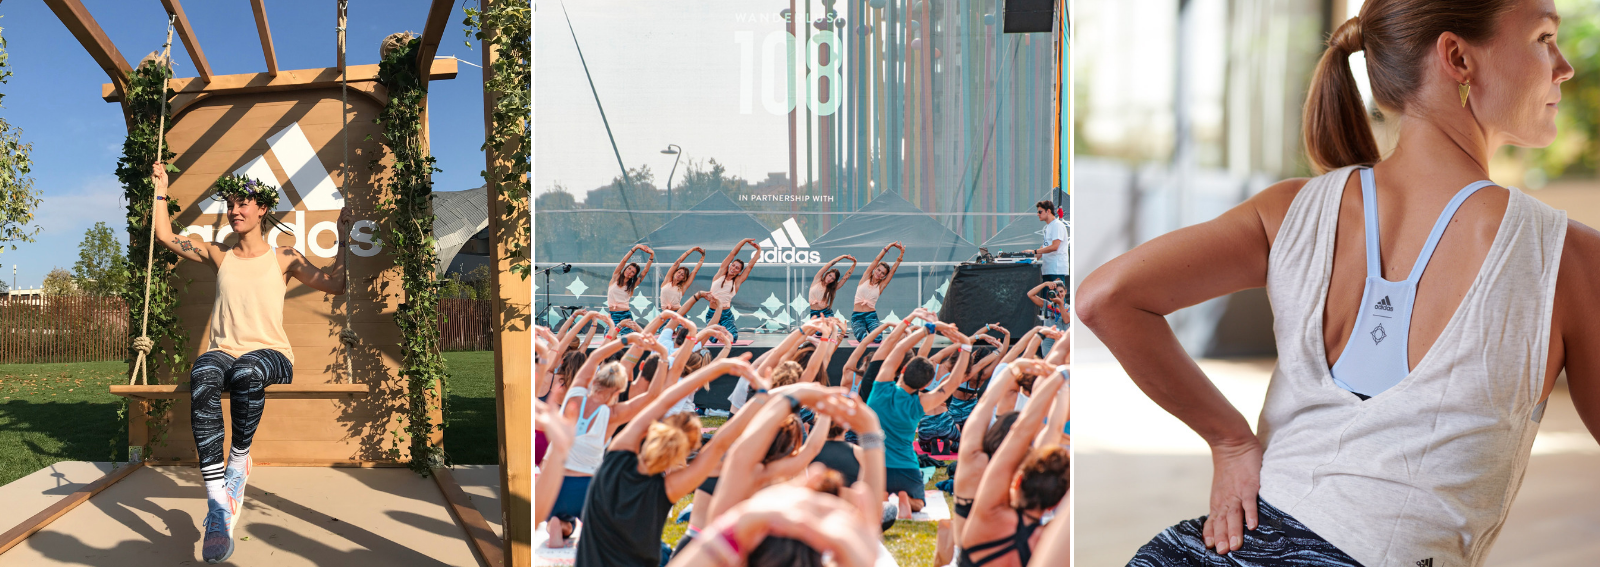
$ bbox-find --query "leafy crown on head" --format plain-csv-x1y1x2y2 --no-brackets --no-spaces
211,174,280,211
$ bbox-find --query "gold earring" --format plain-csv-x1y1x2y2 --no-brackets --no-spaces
1459,80,1470,107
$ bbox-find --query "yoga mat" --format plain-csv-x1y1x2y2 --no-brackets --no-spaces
883,490,952,522
533,520,581,566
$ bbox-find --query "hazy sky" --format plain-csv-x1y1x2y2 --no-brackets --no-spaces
0,0,486,290
536,1,809,198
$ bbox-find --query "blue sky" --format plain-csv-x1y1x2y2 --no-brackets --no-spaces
0,0,486,290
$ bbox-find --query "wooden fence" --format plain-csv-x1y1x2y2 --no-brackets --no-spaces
0,296,493,364
440,298,493,352
0,295,130,364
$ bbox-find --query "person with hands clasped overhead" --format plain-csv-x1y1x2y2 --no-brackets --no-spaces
1028,281,1069,356
659,247,705,312
575,355,774,567
546,331,672,547
704,238,762,343
668,484,886,567
809,254,858,319
151,164,354,564
959,363,1068,567
606,244,655,336
869,315,975,518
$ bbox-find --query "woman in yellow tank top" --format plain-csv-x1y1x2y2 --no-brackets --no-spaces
150,164,353,563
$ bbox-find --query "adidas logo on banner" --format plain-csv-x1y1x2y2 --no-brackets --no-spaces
181,122,381,260
1374,296,1394,312
757,218,821,264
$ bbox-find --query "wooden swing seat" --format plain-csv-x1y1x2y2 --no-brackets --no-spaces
108,384,371,400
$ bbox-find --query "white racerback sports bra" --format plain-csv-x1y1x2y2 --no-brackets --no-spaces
1328,167,1498,398
1260,165,1566,567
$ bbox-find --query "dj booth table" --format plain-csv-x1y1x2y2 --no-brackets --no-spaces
936,261,1047,337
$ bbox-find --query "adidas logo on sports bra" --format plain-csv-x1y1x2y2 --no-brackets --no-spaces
1416,559,1433,567
1374,296,1394,311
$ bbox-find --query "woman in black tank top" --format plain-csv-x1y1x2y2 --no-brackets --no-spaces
959,364,1068,567
811,421,862,485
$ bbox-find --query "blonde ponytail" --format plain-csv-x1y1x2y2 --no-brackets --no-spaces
640,412,703,475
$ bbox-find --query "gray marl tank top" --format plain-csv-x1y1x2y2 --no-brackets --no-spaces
1259,165,1566,567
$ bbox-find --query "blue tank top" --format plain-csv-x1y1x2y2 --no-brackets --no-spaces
1329,168,1498,398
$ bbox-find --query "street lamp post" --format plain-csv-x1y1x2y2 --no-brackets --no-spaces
661,144,682,211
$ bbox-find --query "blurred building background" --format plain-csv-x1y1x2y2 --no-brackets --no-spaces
1075,0,1600,357
1073,1,1600,564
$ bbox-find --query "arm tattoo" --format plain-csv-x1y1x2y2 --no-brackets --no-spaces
171,237,198,254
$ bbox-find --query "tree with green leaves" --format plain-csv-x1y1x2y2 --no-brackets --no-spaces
73,221,128,296
42,267,76,297
0,22,41,254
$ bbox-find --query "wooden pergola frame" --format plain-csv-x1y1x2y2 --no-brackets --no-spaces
9,2,531,566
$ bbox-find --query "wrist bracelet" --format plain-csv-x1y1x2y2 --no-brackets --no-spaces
858,431,886,450
754,388,769,396
960,343,972,352
707,526,742,566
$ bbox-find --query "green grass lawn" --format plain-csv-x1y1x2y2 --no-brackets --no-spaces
0,352,499,488
655,416,949,567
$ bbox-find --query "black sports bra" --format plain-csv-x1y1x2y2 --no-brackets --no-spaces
958,509,1041,567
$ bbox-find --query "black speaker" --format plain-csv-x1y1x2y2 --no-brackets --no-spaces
1003,0,1056,34
937,262,1043,338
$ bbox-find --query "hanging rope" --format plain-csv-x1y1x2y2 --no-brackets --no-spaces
337,0,358,384
130,14,177,387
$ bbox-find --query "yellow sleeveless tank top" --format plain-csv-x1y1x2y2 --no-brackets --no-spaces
207,246,294,363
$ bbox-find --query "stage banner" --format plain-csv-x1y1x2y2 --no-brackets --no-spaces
536,1,1060,333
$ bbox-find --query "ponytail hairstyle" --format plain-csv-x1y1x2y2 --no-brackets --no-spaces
771,361,805,388
682,350,709,376
788,343,817,369
761,414,805,464
1012,445,1070,511
592,361,628,395
557,351,585,389
640,412,703,475
1304,1,1517,173
982,411,1021,456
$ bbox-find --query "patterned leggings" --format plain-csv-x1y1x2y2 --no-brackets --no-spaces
190,350,293,483
1128,497,1363,567
704,307,739,343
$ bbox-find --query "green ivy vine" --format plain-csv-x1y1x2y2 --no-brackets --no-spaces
464,0,531,279
114,58,187,460
374,36,448,476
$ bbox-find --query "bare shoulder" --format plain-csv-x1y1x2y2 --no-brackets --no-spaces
1248,177,1311,247
277,246,309,270
1558,220,1600,288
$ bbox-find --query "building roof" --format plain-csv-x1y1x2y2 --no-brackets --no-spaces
434,186,489,274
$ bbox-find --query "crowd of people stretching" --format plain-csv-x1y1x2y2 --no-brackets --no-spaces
535,291,1071,566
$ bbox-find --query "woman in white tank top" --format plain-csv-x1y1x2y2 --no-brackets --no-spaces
1081,2,1597,565
703,238,761,343
546,333,672,547
151,165,354,563
849,242,905,341
658,247,705,311
606,244,654,335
